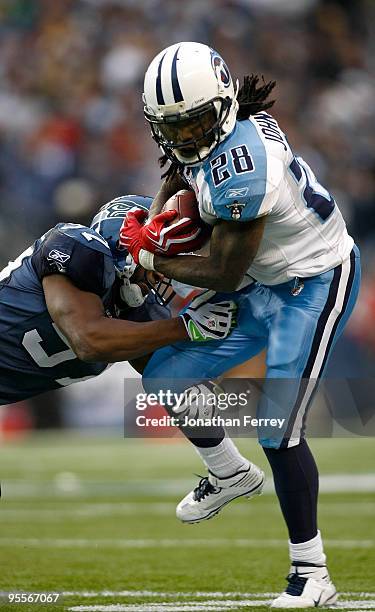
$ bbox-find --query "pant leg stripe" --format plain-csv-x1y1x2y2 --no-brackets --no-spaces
308,252,353,379
296,250,357,439
316,249,356,378
281,254,355,448
280,265,342,447
303,266,342,379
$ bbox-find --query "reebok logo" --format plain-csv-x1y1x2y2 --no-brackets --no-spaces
47,250,70,264
225,187,249,198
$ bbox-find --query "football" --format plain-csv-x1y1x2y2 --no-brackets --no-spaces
162,189,212,251
162,189,201,224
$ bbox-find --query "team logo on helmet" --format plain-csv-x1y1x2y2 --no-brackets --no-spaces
91,198,149,233
98,198,138,219
210,51,231,88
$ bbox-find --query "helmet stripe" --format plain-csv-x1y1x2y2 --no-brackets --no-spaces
156,52,166,104
171,46,183,103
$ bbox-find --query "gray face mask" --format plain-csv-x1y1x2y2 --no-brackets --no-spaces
117,254,147,308
119,278,147,308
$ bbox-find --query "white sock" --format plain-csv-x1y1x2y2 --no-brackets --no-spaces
194,436,250,478
289,531,326,566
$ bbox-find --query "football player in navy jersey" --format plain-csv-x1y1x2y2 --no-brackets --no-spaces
0,195,237,406
121,43,362,608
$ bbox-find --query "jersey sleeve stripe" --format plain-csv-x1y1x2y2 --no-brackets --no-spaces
246,119,273,218
289,157,302,182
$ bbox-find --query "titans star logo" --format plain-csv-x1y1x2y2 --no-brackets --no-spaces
210,51,231,88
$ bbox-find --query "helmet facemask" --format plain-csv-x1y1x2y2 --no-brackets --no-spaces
117,255,174,309
117,255,147,309
145,96,232,165
142,273,175,307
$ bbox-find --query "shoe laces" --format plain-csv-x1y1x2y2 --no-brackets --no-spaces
193,475,219,502
285,573,308,596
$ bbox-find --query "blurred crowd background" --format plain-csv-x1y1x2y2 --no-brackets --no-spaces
0,0,374,431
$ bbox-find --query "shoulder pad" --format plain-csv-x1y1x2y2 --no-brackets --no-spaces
56,223,111,255
32,225,114,297
201,122,282,221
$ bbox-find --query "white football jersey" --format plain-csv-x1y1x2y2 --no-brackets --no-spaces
183,113,353,286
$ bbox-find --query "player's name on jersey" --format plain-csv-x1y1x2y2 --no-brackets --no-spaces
255,112,288,150
135,415,286,429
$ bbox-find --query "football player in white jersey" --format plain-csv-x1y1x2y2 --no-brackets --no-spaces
122,42,361,608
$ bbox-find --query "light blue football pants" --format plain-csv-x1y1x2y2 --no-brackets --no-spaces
143,247,361,448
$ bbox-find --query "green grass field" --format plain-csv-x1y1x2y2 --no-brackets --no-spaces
0,434,374,611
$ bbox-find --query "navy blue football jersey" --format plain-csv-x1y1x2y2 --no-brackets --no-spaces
0,223,115,405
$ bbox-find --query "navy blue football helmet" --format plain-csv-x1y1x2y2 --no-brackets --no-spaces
90,195,173,307
90,195,151,272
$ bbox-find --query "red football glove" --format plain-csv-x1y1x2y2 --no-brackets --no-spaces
140,210,205,256
120,208,207,262
119,208,148,264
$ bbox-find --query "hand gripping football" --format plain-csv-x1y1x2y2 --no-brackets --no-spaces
160,189,211,252
162,190,201,224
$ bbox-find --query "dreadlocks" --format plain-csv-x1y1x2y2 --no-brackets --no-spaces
158,73,276,180
159,153,184,180
237,74,276,119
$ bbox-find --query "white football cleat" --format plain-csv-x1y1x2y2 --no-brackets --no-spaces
271,563,338,608
176,463,265,524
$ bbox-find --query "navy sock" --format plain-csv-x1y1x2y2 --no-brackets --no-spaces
180,427,225,448
162,403,225,448
263,439,319,543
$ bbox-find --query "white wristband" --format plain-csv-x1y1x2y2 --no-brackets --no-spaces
139,249,155,271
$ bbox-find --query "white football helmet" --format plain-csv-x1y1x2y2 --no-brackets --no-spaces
143,42,239,165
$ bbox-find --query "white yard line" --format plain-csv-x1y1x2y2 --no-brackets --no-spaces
3,474,375,499
0,537,372,549
68,605,266,612
68,599,375,612
61,591,278,598
0,502,177,520
60,590,375,598
0,500,373,521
